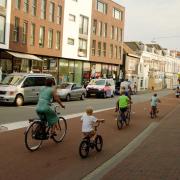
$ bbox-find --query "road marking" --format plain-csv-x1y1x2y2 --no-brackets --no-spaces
0,107,114,131
82,104,180,180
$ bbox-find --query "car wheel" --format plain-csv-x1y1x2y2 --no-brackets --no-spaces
80,93,85,100
15,95,24,106
66,94,70,102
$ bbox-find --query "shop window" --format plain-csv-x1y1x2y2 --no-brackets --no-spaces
83,62,90,82
59,59,69,83
74,61,82,84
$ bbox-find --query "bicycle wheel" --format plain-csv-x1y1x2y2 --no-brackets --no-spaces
95,135,103,152
25,121,43,152
52,117,67,143
117,113,124,129
125,111,131,126
79,140,89,158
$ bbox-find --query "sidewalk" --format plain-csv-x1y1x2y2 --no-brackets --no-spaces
103,103,180,180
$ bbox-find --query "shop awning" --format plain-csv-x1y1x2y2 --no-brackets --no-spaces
6,51,42,61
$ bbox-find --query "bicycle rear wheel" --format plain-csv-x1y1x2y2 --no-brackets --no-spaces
79,140,89,158
52,117,67,143
117,113,124,129
125,111,131,126
25,121,43,152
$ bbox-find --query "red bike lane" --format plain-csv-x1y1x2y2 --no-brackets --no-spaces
0,94,178,180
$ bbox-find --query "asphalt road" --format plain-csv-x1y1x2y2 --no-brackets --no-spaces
0,89,172,124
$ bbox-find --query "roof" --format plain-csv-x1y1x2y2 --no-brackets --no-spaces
124,42,143,52
146,44,163,50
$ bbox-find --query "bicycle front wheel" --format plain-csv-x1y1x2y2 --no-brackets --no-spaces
52,117,67,143
125,111,131,126
117,113,124,129
25,121,43,152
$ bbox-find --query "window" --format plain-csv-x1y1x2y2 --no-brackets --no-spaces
22,21,28,44
113,8,123,20
111,26,114,39
69,14,75,22
48,29,53,48
92,19,97,35
49,2,54,22
114,27,118,41
30,23,35,46
56,31,60,49
57,5,62,24
98,42,101,56
110,44,113,58
32,0,37,16
92,40,96,56
0,15,5,43
103,42,106,57
103,23,107,38
96,0,107,14
67,38,74,45
79,15,89,35
39,26,45,48
115,46,117,59
0,0,6,7
41,0,46,19
119,46,122,59
119,28,123,42
24,0,29,13
13,17,19,42
98,21,102,37
15,0,20,9
78,38,87,57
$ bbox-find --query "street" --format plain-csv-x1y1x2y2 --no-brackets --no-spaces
0,90,179,180
0,89,172,125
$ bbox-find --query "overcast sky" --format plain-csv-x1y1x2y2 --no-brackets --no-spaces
114,0,180,51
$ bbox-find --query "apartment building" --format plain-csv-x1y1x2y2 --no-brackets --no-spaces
0,0,125,84
0,0,11,80
0,0,64,82
90,0,125,80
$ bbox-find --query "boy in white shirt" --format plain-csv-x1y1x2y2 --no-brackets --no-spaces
81,107,104,140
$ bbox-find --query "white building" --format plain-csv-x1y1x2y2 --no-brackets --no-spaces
0,0,11,50
62,0,92,60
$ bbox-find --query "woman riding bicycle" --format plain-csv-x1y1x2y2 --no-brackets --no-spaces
36,78,65,136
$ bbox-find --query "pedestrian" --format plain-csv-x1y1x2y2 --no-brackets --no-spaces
133,82,137,94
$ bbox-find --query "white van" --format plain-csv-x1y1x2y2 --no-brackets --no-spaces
86,78,115,98
0,73,55,106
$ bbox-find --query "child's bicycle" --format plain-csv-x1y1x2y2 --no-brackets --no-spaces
117,104,131,130
79,121,104,158
150,106,159,119
24,104,67,152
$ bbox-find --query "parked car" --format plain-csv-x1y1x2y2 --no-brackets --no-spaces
57,83,86,101
86,79,115,98
0,73,55,106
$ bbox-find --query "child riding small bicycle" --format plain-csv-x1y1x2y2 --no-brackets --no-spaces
81,107,104,141
150,93,161,117
116,88,130,121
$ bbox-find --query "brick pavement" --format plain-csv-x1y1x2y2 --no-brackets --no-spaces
103,102,180,180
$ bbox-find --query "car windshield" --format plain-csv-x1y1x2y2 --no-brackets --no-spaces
59,83,72,89
1,75,25,86
89,79,105,86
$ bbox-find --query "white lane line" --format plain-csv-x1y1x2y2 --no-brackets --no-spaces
82,104,180,180
0,107,114,131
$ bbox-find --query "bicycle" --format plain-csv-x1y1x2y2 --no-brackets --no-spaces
24,104,67,152
150,106,158,119
79,121,104,158
117,104,131,130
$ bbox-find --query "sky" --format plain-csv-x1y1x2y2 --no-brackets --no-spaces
113,0,180,51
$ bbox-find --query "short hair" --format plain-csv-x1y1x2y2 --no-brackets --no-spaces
86,107,93,115
154,93,157,96
45,78,54,87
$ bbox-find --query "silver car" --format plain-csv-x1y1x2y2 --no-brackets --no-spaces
0,73,55,106
57,83,86,101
